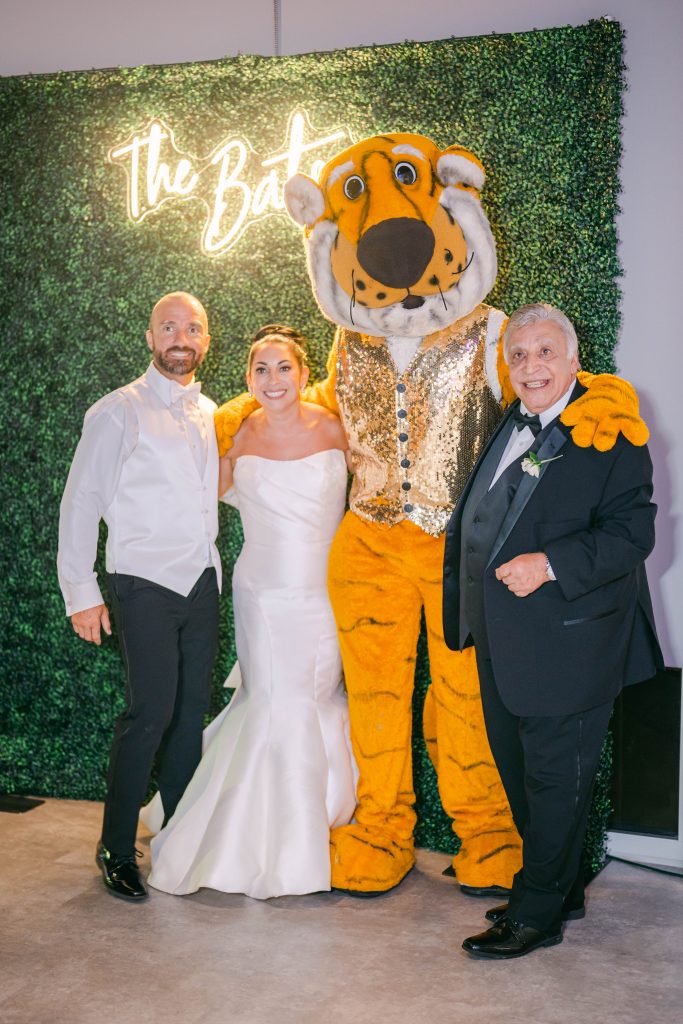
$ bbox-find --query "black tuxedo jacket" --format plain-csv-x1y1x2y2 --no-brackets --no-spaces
443,385,663,716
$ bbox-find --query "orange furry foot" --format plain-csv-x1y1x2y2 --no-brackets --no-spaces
330,824,415,894
450,828,522,890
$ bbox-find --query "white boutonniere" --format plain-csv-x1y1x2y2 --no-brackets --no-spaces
521,451,563,477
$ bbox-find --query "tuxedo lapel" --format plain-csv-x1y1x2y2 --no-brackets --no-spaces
483,379,586,566
486,424,570,568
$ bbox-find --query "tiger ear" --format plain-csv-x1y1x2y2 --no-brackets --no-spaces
436,146,486,193
284,173,325,227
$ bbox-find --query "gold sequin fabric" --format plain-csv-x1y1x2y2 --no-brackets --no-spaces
336,304,503,537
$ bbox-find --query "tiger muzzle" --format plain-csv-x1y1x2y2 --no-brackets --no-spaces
356,218,435,289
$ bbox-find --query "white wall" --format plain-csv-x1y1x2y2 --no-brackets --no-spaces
2,0,682,666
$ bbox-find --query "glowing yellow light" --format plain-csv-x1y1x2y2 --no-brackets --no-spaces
109,122,200,221
108,110,350,257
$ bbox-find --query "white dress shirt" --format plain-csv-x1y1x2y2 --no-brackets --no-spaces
489,380,577,489
58,363,221,616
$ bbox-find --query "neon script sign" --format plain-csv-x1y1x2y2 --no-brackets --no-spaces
109,110,349,257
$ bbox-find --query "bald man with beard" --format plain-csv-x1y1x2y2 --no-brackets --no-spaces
58,292,221,901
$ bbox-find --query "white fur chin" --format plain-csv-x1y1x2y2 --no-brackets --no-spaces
304,189,497,338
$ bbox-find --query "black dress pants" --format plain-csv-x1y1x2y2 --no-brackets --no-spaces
473,639,613,932
101,568,219,856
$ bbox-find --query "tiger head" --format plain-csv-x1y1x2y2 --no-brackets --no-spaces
284,132,498,337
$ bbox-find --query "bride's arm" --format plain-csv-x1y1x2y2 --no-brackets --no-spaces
219,422,251,500
218,454,234,497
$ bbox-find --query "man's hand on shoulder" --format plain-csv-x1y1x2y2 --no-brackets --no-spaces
495,553,549,598
71,604,112,646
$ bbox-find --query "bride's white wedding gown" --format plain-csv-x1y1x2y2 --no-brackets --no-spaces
147,449,358,899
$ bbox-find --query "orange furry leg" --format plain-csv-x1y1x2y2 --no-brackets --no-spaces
421,539,522,889
328,514,420,892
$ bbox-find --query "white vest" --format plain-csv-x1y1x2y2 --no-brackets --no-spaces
104,375,221,595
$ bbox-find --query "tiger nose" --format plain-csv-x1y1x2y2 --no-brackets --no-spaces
356,218,435,288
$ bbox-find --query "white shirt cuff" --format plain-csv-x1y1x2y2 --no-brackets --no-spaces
63,578,105,617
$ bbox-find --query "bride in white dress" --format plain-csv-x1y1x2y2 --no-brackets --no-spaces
146,325,357,899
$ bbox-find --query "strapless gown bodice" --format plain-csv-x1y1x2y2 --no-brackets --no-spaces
147,450,357,899
232,450,347,592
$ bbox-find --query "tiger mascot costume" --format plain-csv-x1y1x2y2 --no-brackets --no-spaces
215,133,646,895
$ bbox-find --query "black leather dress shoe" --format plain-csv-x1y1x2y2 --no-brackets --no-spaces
96,842,148,901
463,918,562,959
485,897,585,924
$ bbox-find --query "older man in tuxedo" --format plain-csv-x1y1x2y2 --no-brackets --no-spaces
443,303,662,959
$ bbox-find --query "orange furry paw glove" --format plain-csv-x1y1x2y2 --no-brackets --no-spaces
560,371,649,451
214,393,259,457
496,335,516,409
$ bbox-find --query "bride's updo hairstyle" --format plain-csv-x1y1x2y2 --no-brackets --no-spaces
247,324,309,373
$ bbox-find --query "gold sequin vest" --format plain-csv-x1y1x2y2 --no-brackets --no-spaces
335,304,503,537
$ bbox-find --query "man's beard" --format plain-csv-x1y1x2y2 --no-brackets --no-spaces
152,346,204,376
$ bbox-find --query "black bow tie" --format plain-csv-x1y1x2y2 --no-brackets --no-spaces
512,408,542,436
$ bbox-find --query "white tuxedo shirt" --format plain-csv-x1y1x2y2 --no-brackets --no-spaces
489,380,576,489
58,363,221,615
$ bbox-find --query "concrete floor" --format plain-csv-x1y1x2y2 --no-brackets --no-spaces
1,799,682,1024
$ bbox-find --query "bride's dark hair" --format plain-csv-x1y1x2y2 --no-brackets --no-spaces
248,324,309,372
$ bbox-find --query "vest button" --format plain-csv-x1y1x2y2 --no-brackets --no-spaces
400,458,410,468
404,503,413,513
473,515,480,524
397,383,406,393
399,432,409,442
444,565,452,577
468,575,474,583
397,409,407,419
402,482,411,491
